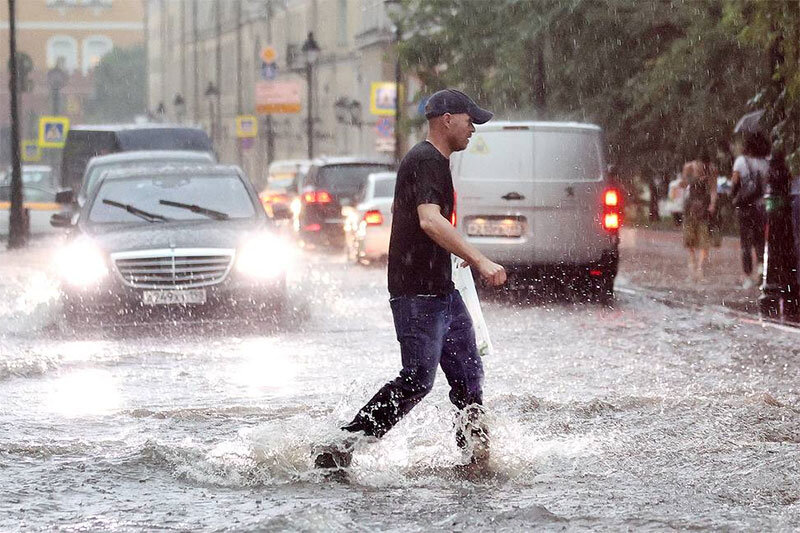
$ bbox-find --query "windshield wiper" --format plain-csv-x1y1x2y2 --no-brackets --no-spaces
158,199,229,220
102,199,170,222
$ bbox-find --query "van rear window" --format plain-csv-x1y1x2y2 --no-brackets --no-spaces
533,131,602,182
458,130,602,182
459,132,534,181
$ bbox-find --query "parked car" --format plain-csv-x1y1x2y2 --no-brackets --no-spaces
72,150,216,208
0,165,54,188
60,123,214,192
51,164,291,322
259,159,310,220
450,121,620,302
295,156,394,247
0,182,63,237
343,171,396,264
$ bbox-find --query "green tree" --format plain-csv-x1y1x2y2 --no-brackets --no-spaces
85,45,147,123
728,1,800,172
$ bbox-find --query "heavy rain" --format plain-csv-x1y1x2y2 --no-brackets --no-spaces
2,1,800,531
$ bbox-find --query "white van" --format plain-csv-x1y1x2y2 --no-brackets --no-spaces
450,121,621,301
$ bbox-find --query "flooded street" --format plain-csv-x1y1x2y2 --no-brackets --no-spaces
2,242,800,531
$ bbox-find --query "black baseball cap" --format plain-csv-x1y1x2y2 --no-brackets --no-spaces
424,89,493,124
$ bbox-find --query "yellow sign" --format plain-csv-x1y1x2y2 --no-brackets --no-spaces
21,140,41,162
260,46,277,63
370,82,396,116
236,115,258,138
38,116,70,148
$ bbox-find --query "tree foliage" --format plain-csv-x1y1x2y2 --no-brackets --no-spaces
397,0,768,181
85,46,147,123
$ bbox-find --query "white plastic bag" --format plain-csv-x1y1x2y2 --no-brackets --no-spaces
451,254,494,357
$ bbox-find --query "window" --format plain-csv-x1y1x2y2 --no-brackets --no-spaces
46,35,78,73
338,0,348,45
82,35,113,74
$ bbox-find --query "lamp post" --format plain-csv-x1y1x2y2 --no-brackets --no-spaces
385,0,402,164
301,32,320,160
205,82,219,147
173,93,186,124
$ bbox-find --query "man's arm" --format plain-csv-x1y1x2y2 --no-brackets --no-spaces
417,203,506,286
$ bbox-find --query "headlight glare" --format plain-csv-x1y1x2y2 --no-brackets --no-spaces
236,234,291,279
56,238,108,287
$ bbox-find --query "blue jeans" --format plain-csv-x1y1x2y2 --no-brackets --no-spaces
342,291,484,439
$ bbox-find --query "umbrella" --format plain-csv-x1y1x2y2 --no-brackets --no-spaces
733,109,765,134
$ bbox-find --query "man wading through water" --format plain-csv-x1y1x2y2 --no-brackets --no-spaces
314,89,507,475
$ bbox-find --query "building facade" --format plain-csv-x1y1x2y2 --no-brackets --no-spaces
0,0,145,139
146,0,414,186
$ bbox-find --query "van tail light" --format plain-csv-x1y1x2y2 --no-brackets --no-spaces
302,190,332,204
260,192,287,205
363,210,384,226
603,212,620,231
451,190,457,227
602,187,621,232
604,189,619,207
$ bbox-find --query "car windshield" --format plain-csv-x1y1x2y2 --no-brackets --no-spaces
88,173,256,224
315,164,393,199
373,177,396,198
81,158,209,199
267,168,302,192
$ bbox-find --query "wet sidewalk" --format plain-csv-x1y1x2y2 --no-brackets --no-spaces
618,226,760,315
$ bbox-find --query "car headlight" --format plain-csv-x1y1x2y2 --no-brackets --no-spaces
55,238,108,287
236,233,292,279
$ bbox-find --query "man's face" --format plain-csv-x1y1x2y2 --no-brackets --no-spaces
445,113,475,152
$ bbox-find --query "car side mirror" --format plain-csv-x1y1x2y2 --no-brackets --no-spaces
50,211,73,228
55,189,73,204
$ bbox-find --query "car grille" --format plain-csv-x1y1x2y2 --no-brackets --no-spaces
112,248,235,289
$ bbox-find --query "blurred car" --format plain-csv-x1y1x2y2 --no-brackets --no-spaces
72,150,216,208
60,123,214,192
259,159,310,220
450,121,620,302
0,165,54,188
0,181,62,237
295,157,393,247
343,171,396,264
51,164,291,321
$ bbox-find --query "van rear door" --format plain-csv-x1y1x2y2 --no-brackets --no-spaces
529,127,606,264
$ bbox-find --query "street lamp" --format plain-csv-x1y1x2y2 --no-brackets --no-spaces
173,93,186,124
205,82,219,146
302,32,320,159
385,0,403,164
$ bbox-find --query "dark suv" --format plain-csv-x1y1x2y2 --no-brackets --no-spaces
295,157,393,247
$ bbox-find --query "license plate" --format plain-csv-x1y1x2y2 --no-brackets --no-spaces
467,218,523,237
142,289,207,305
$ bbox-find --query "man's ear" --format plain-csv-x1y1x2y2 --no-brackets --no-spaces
442,113,452,128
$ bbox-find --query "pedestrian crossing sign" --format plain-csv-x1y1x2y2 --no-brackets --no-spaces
21,140,41,162
236,115,258,138
38,116,70,148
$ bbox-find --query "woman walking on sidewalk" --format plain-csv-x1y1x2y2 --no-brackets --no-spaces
680,152,717,280
731,132,769,289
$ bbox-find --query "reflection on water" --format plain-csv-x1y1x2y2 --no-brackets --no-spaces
45,368,121,417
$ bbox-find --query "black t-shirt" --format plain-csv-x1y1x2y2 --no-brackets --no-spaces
388,141,454,296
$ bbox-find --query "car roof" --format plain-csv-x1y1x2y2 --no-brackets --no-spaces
310,155,394,167
268,158,311,169
99,164,242,181
86,150,214,166
475,121,602,132
69,123,206,133
368,171,396,181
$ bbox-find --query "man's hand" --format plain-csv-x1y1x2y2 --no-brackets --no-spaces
475,257,506,286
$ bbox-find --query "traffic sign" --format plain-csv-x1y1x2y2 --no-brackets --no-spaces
235,115,258,138
260,61,278,81
370,82,396,116
375,117,394,138
260,46,277,63
21,140,40,162
38,116,70,148
256,80,302,115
